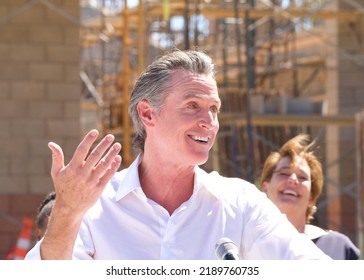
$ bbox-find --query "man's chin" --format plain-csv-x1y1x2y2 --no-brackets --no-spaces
195,156,209,166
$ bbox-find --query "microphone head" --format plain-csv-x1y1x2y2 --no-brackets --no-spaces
215,237,239,260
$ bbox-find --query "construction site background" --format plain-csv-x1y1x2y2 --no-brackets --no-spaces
0,0,364,259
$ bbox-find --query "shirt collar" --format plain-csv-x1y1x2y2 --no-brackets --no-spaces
112,154,220,201
193,166,220,199
113,153,143,201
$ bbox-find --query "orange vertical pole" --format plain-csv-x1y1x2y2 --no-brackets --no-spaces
122,0,132,167
138,0,145,73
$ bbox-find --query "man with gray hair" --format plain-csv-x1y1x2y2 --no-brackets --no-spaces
26,49,330,260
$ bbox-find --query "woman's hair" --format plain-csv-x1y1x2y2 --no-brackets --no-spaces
128,48,216,151
260,134,323,223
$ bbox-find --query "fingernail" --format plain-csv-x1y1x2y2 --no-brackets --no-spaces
106,135,114,142
113,143,121,150
90,130,98,137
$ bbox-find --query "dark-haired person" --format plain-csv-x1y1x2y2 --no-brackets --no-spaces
35,192,56,241
260,134,360,260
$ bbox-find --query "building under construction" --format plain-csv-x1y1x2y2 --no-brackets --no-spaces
0,0,364,259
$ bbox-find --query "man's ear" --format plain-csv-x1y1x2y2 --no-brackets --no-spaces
137,99,155,127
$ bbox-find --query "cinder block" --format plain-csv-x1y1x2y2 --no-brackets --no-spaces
47,82,81,100
0,62,27,80
11,44,45,62
27,158,48,175
0,26,28,43
29,138,52,157
0,120,10,138
11,81,46,99
0,81,10,99
65,28,80,45
0,138,28,157
29,63,63,81
28,25,64,44
47,120,80,138
0,158,9,175
29,177,53,194
64,65,80,82
0,177,28,194
0,4,8,17
0,101,27,118
9,157,26,176
29,101,63,119
10,119,45,137
47,45,80,63
65,102,80,120
0,43,10,61
0,195,10,213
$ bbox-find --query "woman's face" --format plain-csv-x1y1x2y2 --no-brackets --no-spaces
262,155,313,218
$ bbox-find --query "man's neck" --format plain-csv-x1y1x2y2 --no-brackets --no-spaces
138,160,195,215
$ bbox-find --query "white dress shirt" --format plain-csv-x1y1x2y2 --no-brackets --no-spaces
26,154,330,260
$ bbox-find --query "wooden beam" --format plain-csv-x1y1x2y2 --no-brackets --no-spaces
219,114,355,127
146,5,363,20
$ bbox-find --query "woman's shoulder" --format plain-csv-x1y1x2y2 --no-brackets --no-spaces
305,224,328,239
307,225,361,260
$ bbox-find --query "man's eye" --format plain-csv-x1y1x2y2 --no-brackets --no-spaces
211,106,220,113
187,103,198,109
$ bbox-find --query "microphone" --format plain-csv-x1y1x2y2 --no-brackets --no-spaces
215,237,240,260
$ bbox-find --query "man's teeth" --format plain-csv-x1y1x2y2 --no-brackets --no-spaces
282,190,298,197
191,135,208,143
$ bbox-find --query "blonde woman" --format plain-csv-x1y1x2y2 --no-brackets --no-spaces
261,134,360,259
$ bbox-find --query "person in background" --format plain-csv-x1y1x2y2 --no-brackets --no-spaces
25,49,330,260
35,191,56,241
260,134,360,260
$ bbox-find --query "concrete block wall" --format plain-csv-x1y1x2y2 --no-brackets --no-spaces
0,0,80,258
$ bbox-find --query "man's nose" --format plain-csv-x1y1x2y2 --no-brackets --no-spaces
198,111,217,130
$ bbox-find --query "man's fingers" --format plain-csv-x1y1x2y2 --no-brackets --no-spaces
48,142,65,179
97,155,122,187
70,129,99,167
91,143,121,179
83,134,116,172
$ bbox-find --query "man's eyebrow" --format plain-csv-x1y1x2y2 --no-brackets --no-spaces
183,92,205,99
183,92,221,104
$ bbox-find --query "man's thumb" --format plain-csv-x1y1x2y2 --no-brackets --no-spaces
48,142,64,178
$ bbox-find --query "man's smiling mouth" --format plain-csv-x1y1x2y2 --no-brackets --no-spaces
191,135,209,143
